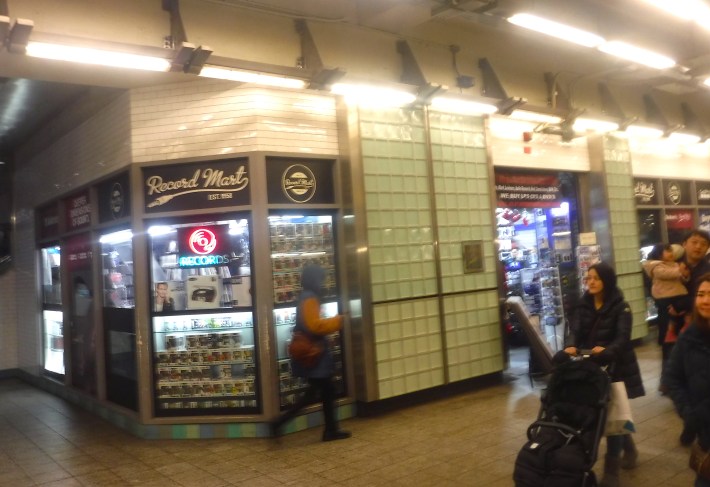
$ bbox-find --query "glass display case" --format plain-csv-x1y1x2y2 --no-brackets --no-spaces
100,229,134,309
40,245,63,376
268,214,345,409
148,217,258,414
99,228,137,410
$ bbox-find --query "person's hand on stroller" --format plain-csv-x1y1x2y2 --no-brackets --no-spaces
590,346,605,355
563,346,578,356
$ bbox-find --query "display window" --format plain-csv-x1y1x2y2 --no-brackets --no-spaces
148,217,258,415
268,213,345,409
100,228,138,410
495,170,580,355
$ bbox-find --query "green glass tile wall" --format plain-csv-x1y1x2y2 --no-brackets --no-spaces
360,107,437,302
617,273,648,340
429,111,497,294
443,290,503,381
373,298,445,399
603,136,647,339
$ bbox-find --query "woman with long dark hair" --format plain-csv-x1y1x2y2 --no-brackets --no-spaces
666,272,710,487
564,262,645,487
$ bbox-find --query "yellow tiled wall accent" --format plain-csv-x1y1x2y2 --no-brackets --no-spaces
429,111,497,294
373,298,445,399
443,290,503,381
359,107,438,302
603,136,647,340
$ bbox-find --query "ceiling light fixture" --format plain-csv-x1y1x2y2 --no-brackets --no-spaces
430,96,498,115
199,66,306,89
572,117,620,133
25,41,171,71
598,41,676,70
330,83,417,107
7,18,34,54
668,131,702,144
509,109,562,124
625,124,664,139
642,0,710,25
507,13,605,48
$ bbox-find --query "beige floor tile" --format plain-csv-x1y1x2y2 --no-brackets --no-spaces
0,339,704,487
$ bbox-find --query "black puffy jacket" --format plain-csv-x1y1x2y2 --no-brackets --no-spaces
666,323,710,450
566,287,645,399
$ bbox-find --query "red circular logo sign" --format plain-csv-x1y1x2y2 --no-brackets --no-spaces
188,228,217,255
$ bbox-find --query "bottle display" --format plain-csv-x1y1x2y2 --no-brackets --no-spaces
268,214,345,408
149,217,258,414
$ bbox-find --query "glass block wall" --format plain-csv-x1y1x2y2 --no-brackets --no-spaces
603,136,647,339
429,111,502,381
373,298,444,399
429,112,497,293
443,290,502,382
359,107,437,302
358,107,503,398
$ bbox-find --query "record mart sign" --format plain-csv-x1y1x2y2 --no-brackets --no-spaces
142,159,250,213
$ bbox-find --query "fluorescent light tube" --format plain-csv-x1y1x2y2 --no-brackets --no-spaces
625,124,664,139
507,13,605,48
331,83,416,107
509,109,562,124
99,230,133,245
431,96,498,115
643,0,710,21
25,42,171,72
199,66,306,89
669,132,701,144
626,125,664,139
573,118,619,133
598,41,676,69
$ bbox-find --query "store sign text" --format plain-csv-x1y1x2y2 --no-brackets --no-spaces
634,181,655,204
178,254,230,267
69,195,91,228
145,166,248,208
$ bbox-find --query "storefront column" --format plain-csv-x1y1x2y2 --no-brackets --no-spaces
587,134,648,339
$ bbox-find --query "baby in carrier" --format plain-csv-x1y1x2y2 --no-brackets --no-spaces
643,243,691,391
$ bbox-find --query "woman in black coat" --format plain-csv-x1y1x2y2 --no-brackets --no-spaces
564,262,645,487
666,273,710,487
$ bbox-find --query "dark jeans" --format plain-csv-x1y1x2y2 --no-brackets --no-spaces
696,475,710,487
276,377,338,432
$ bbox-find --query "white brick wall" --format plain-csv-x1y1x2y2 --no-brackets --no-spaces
130,80,338,161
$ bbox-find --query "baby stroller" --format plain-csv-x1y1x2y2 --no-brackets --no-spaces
513,353,611,487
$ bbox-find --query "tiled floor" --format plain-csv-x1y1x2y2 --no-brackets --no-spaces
0,340,697,486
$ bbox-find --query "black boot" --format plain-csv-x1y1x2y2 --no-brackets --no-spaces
620,435,638,469
599,455,620,487
322,429,351,442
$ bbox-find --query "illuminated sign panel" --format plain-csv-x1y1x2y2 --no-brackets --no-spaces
177,225,229,268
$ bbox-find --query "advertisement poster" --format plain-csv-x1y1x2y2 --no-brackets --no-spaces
64,191,92,230
495,172,561,208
